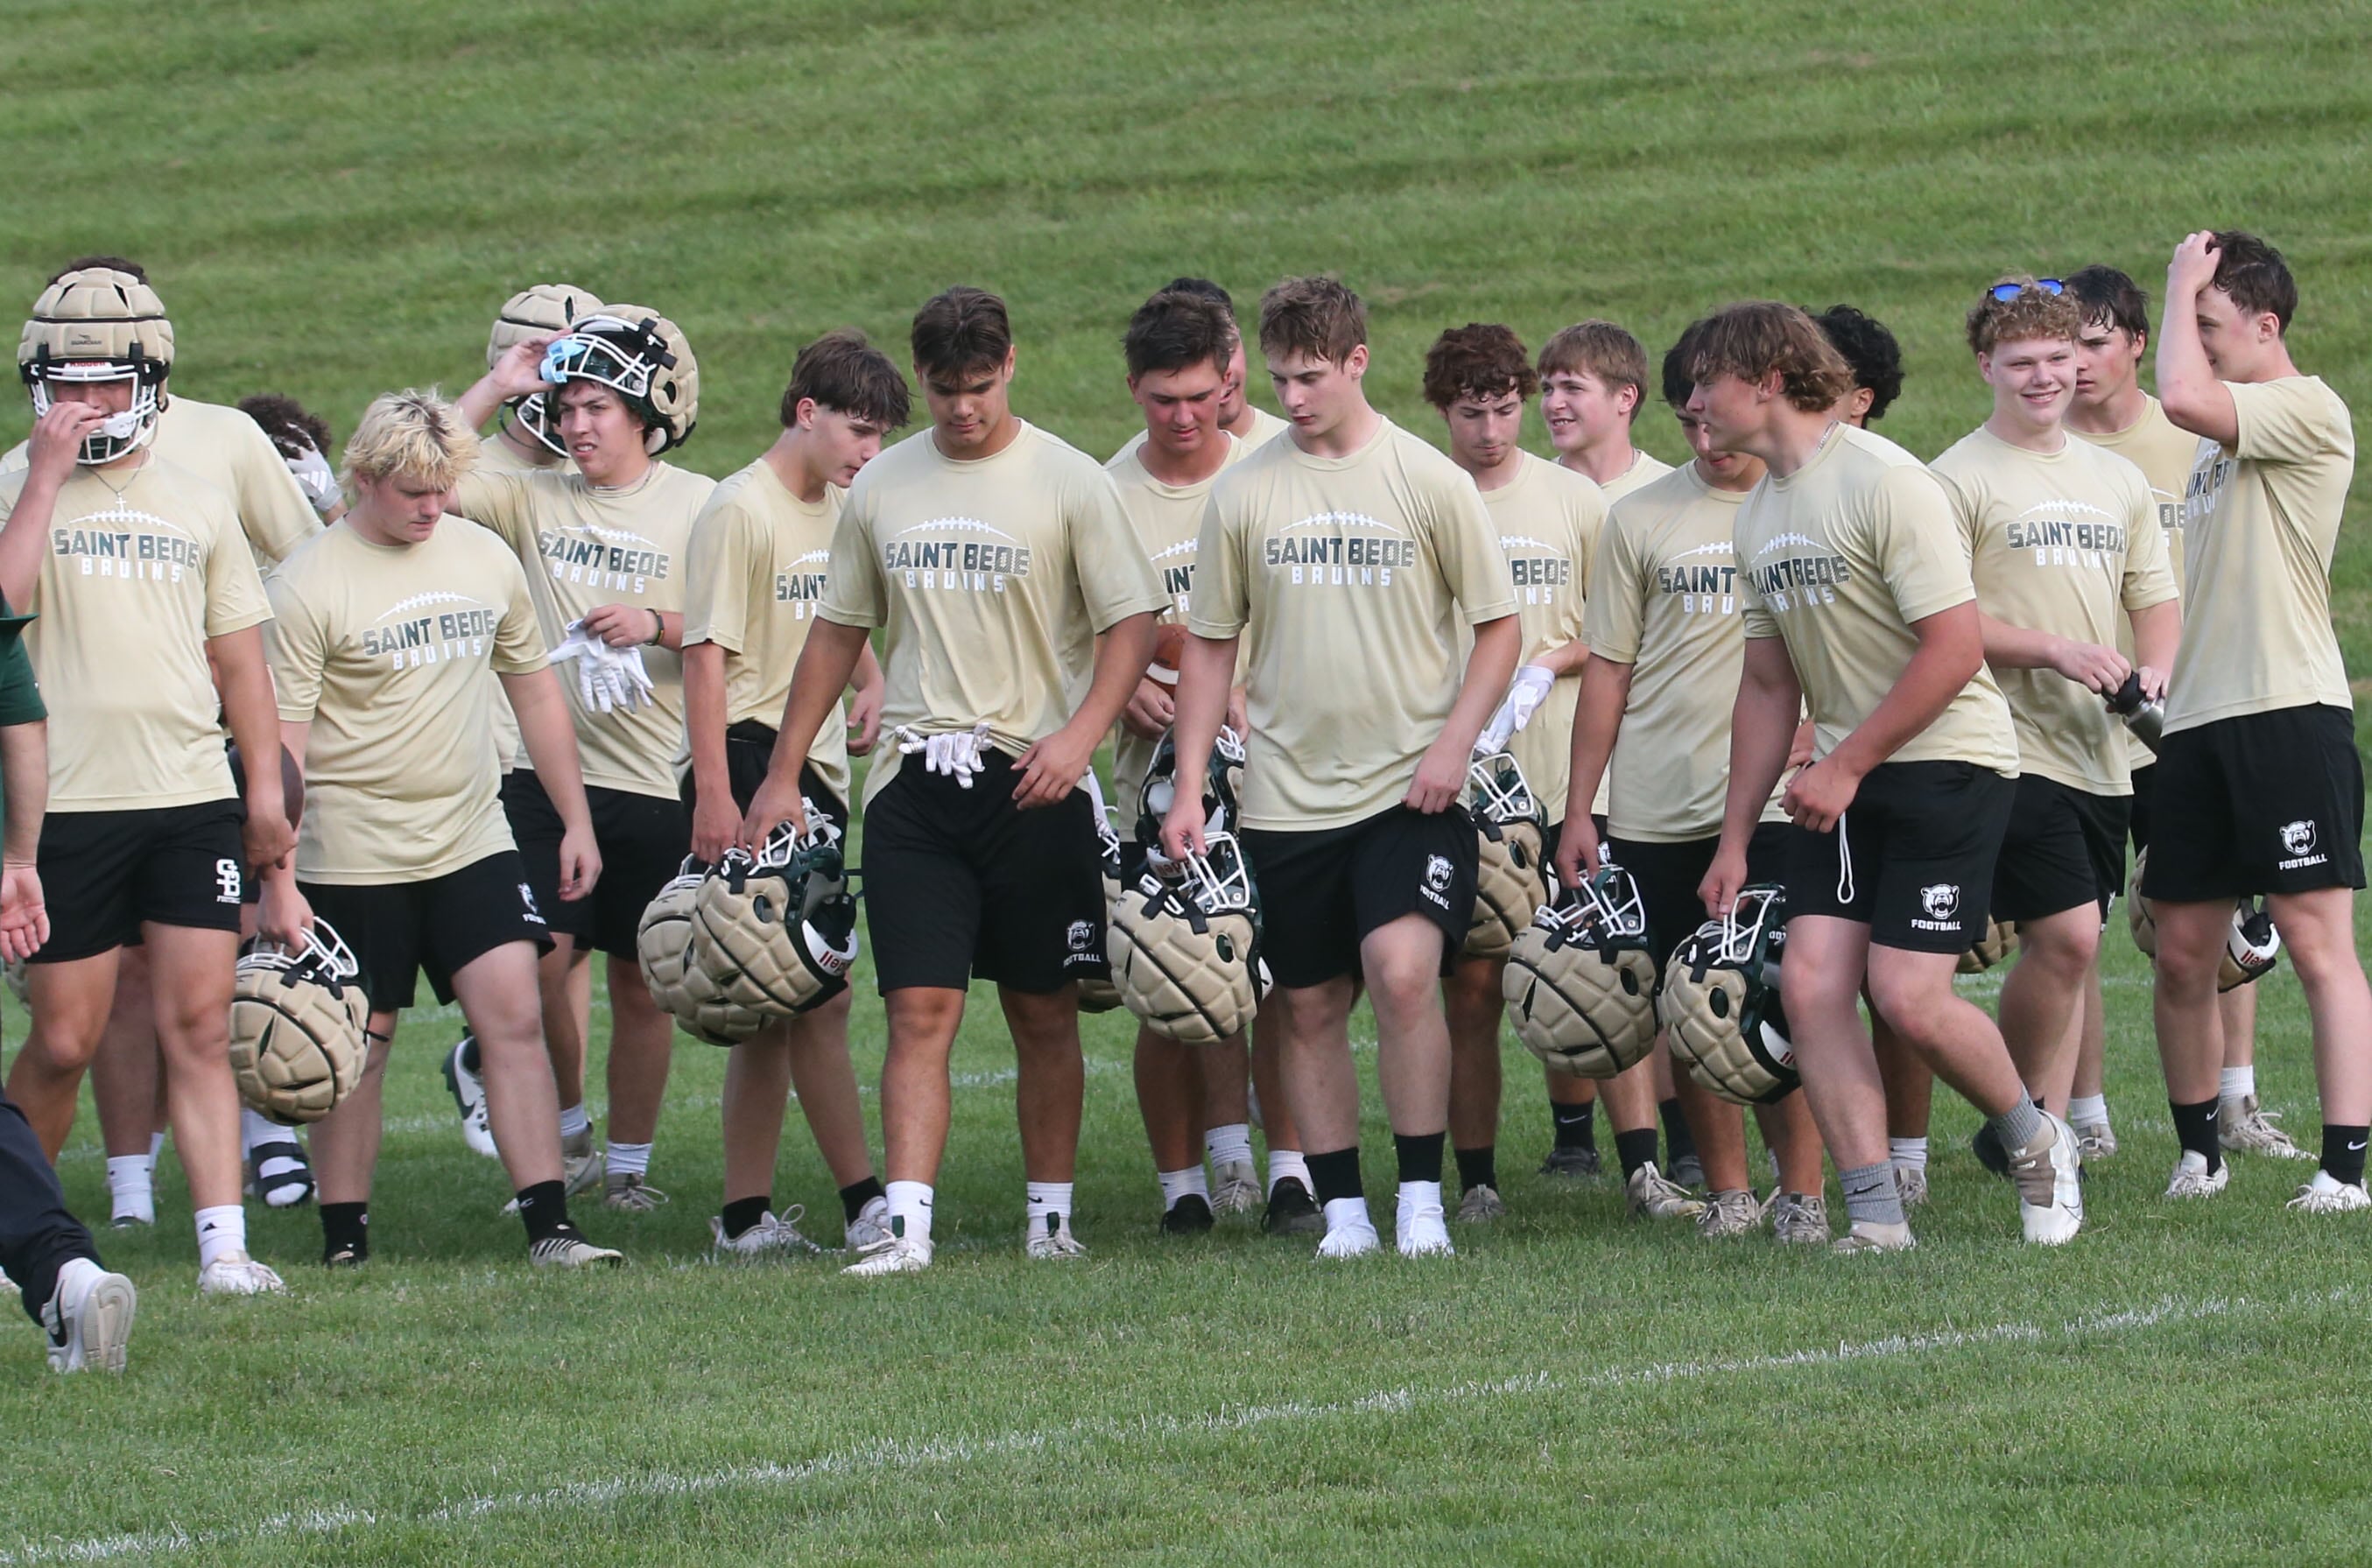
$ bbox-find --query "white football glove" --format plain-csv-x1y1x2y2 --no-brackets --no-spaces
550,622,656,714
895,721,995,787
1475,664,1558,756
284,439,341,518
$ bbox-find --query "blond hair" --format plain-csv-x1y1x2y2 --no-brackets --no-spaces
341,388,479,496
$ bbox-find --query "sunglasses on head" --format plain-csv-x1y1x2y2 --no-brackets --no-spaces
1988,278,2066,301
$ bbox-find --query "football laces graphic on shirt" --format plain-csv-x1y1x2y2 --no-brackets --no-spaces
1279,509,1402,535
1755,531,1822,558
1669,539,1735,560
373,590,489,622
573,520,664,549
788,548,832,568
893,517,1020,543
1147,538,1200,563
1496,534,1559,552
62,499,198,540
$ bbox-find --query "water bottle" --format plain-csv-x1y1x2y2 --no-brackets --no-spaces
2107,671,2163,755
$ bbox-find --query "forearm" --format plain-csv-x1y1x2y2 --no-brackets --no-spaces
2130,601,2181,676
1977,611,2071,671
682,642,731,790
851,642,883,696
214,636,286,821
2154,302,2235,441
1064,612,1157,741
1533,636,1590,679
0,722,44,864
1167,634,1237,798
1721,647,1800,843
1826,612,1982,778
505,670,594,829
0,481,61,613
770,619,869,776
456,372,510,432
1565,656,1631,821
1442,616,1522,756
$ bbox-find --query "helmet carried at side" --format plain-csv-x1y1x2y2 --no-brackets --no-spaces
1463,751,1549,961
1658,885,1798,1106
1502,863,1659,1078
1107,832,1270,1046
228,921,371,1125
689,813,860,1018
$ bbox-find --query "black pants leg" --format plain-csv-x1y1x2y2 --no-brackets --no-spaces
0,1081,97,1325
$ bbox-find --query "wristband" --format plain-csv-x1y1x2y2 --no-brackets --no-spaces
647,608,665,645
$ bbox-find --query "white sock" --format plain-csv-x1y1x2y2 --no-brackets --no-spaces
1890,1136,1929,1174
1204,1122,1254,1171
239,1107,284,1156
1156,1165,1210,1210
194,1205,246,1270
1397,1178,1444,1215
1267,1148,1311,1197
1024,1181,1074,1231
1320,1195,1374,1234
2220,1065,2256,1101
106,1157,154,1225
2068,1093,2109,1128
558,1103,592,1139
146,1130,164,1170
607,1140,652,1178
885,1179,933,1244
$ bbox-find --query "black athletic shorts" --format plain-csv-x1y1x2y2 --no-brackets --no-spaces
503,770,691,961
2144,703,2366,902
1783,760,2016,954
32,798,246,963
1991,775,2130,924
678,721,850,837
2128,762,2156,854
299,851,551,1012
1608,822,1790,967
1240,805,1478,989
862,748,1107,995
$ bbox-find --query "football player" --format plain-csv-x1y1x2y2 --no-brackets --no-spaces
1420,323,1609,1220
1934,278,2178,1118
454,305,712,1212
0,265,293,1294
1162,277,1521,1260
1812,306,1906,431
2143,231,2370,1211
1559,321,1832,1241
1692,301,2084,1250
1111,278,1289,459
742,286,1164,1274
679,327,901,1255
255,390,618,1266
1105,287,1315,1236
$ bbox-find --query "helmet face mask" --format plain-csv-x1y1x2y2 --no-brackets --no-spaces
20,266,176,466
538,309,698,455
1658,884,1799,1105
1137,724,1245,844
1467,751,1541,830
1502,864,1660,1077
687,808,860,1019
489,284,602,458
1108,830,1268,1045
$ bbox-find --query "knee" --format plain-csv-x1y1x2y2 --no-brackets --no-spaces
1863,967,1949,1040
2019,918,2099,981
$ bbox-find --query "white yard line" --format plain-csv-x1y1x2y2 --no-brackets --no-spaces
4,1285,2343,1564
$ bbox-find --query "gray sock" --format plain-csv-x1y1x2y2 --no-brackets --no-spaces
1988,1094,2046,1156
1840,1162,1905,1228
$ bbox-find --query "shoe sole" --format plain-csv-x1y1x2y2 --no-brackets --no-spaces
2021,1206,2083,1245
79,1274,137,1373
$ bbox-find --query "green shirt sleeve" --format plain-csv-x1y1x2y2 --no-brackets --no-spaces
0,604,46,728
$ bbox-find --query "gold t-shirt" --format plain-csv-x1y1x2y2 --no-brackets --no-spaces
1113,405,1288,464
2072,395,2203,770
1935,428,2177,794
1,459,270,810
2165,376,2355,734
454,461,714,799
1480,452,1605,819
266,521,546,882
468,430,571,771
1585,464,1791,841
1190,418,1517,830
1104,434,1249,809
1735,424,2018,774
681,459,852,808
1593,449,1676,505
820,421,1168,805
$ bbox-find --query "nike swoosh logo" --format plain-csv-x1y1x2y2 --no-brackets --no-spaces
2349,1139,2368,1152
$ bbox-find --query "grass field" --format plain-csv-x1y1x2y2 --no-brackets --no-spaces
6,0,2372,1561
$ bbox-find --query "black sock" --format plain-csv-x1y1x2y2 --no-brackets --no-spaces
514,1179,571,1243
1615,1128,1661,1181
1392,1131,1446,1185
2170,1097,2223,1172
320,1201,370,1263
839,1176,886,1223
458,1033,482,1076
1306,1147,1363,1205
720,1195,771,1240
2323,1125,2369,1188
1454,1144,1497,1193
1660,1096,1698,1166
1552,1099,1597,1151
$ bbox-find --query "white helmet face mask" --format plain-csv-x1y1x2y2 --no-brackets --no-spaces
1573,863,1650,944
1468,752,1541,828
28,362,162,465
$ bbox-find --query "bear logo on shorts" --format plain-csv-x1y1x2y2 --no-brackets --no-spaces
518,882,546,925
1066,918,1096,953
2282,819,2318,857
1425,854,1453,894
1920,883,1960,921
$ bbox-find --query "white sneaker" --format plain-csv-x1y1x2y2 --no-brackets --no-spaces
2008,1111,2083,1246
844,1234,934,1276
2073,1121,2117,1161
710,1207,824,1258
1768,1192,1830,1246
1832,1220,1916,1254
560,1129,606,1198
1626,1161,1706,1220
1024,1213,1087,1260
844,1195,892,1253
1894,1164,1930,1208
603,1171,669,1213
2164,1150,2230,1199
442,1037,499,1159
43,1259,136,1374
2220,1094,2312,1160
1209,1160,1262,1216
1316,1219,1380,1258
1395,1192,1453,1257
528,1234,624,1269
197,1254,288,1297
246,1133,314,1210
2286,1170,2372,1213
1696,1188,1762,1239
0,1266,15,1298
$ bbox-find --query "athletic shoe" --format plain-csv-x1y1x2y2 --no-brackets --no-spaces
2073,1122,2117,1162
560,1129,606,1197
2286,1171,2372,1213
1159,1194,1215,1235
1208,1159,1261,1216
1455,1184,1507,1223
1262,1178,1325,1236
1670,1153,1705,1191
1395,1192,1453,1257
2164,1150,2229,1199
1768,1192,1830,1246
109,1207,153,1230
1625,1161,1706,1220
1894,1165,1930,1208
246,1134,314,1210
1695,1188,1761,1239
529,1234,624,1269
844,1195,892,1253
43,1260,135,1375
710,1207,824,1258
1538,1144,1601,1179
603,1171,669,1213
1317,1216,1381,1259
2220,1094,2312,1160
323,1241,366,1269
844,1234,933,1276
0,1267,15,1297
1025,1213,1087,1260
198,1254,288,1296
2007,1111,2083,1245
442,1037,498,1159
1832,1220,1916,1254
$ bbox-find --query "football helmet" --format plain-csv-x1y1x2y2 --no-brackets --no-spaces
1957,918,2019,974
636,857,707,1016
1658,885,1798,1106
1078,806,1125,1014
1502,864,1659,1078
1135,725,1246,846
538,306,698,454
489,283,603,458
227,922,370,1126
2128,848,2282,992
18,267,174,464
1463,751,1550,961
1107,832,1270,1046
689,814,860,1017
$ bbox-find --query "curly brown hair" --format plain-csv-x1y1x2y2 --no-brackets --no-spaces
1965,277,2081,355
1422,324,1538,408
238,393,334,460
1686,303,1852,412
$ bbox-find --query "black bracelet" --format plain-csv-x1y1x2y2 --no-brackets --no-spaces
647,608,665,645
